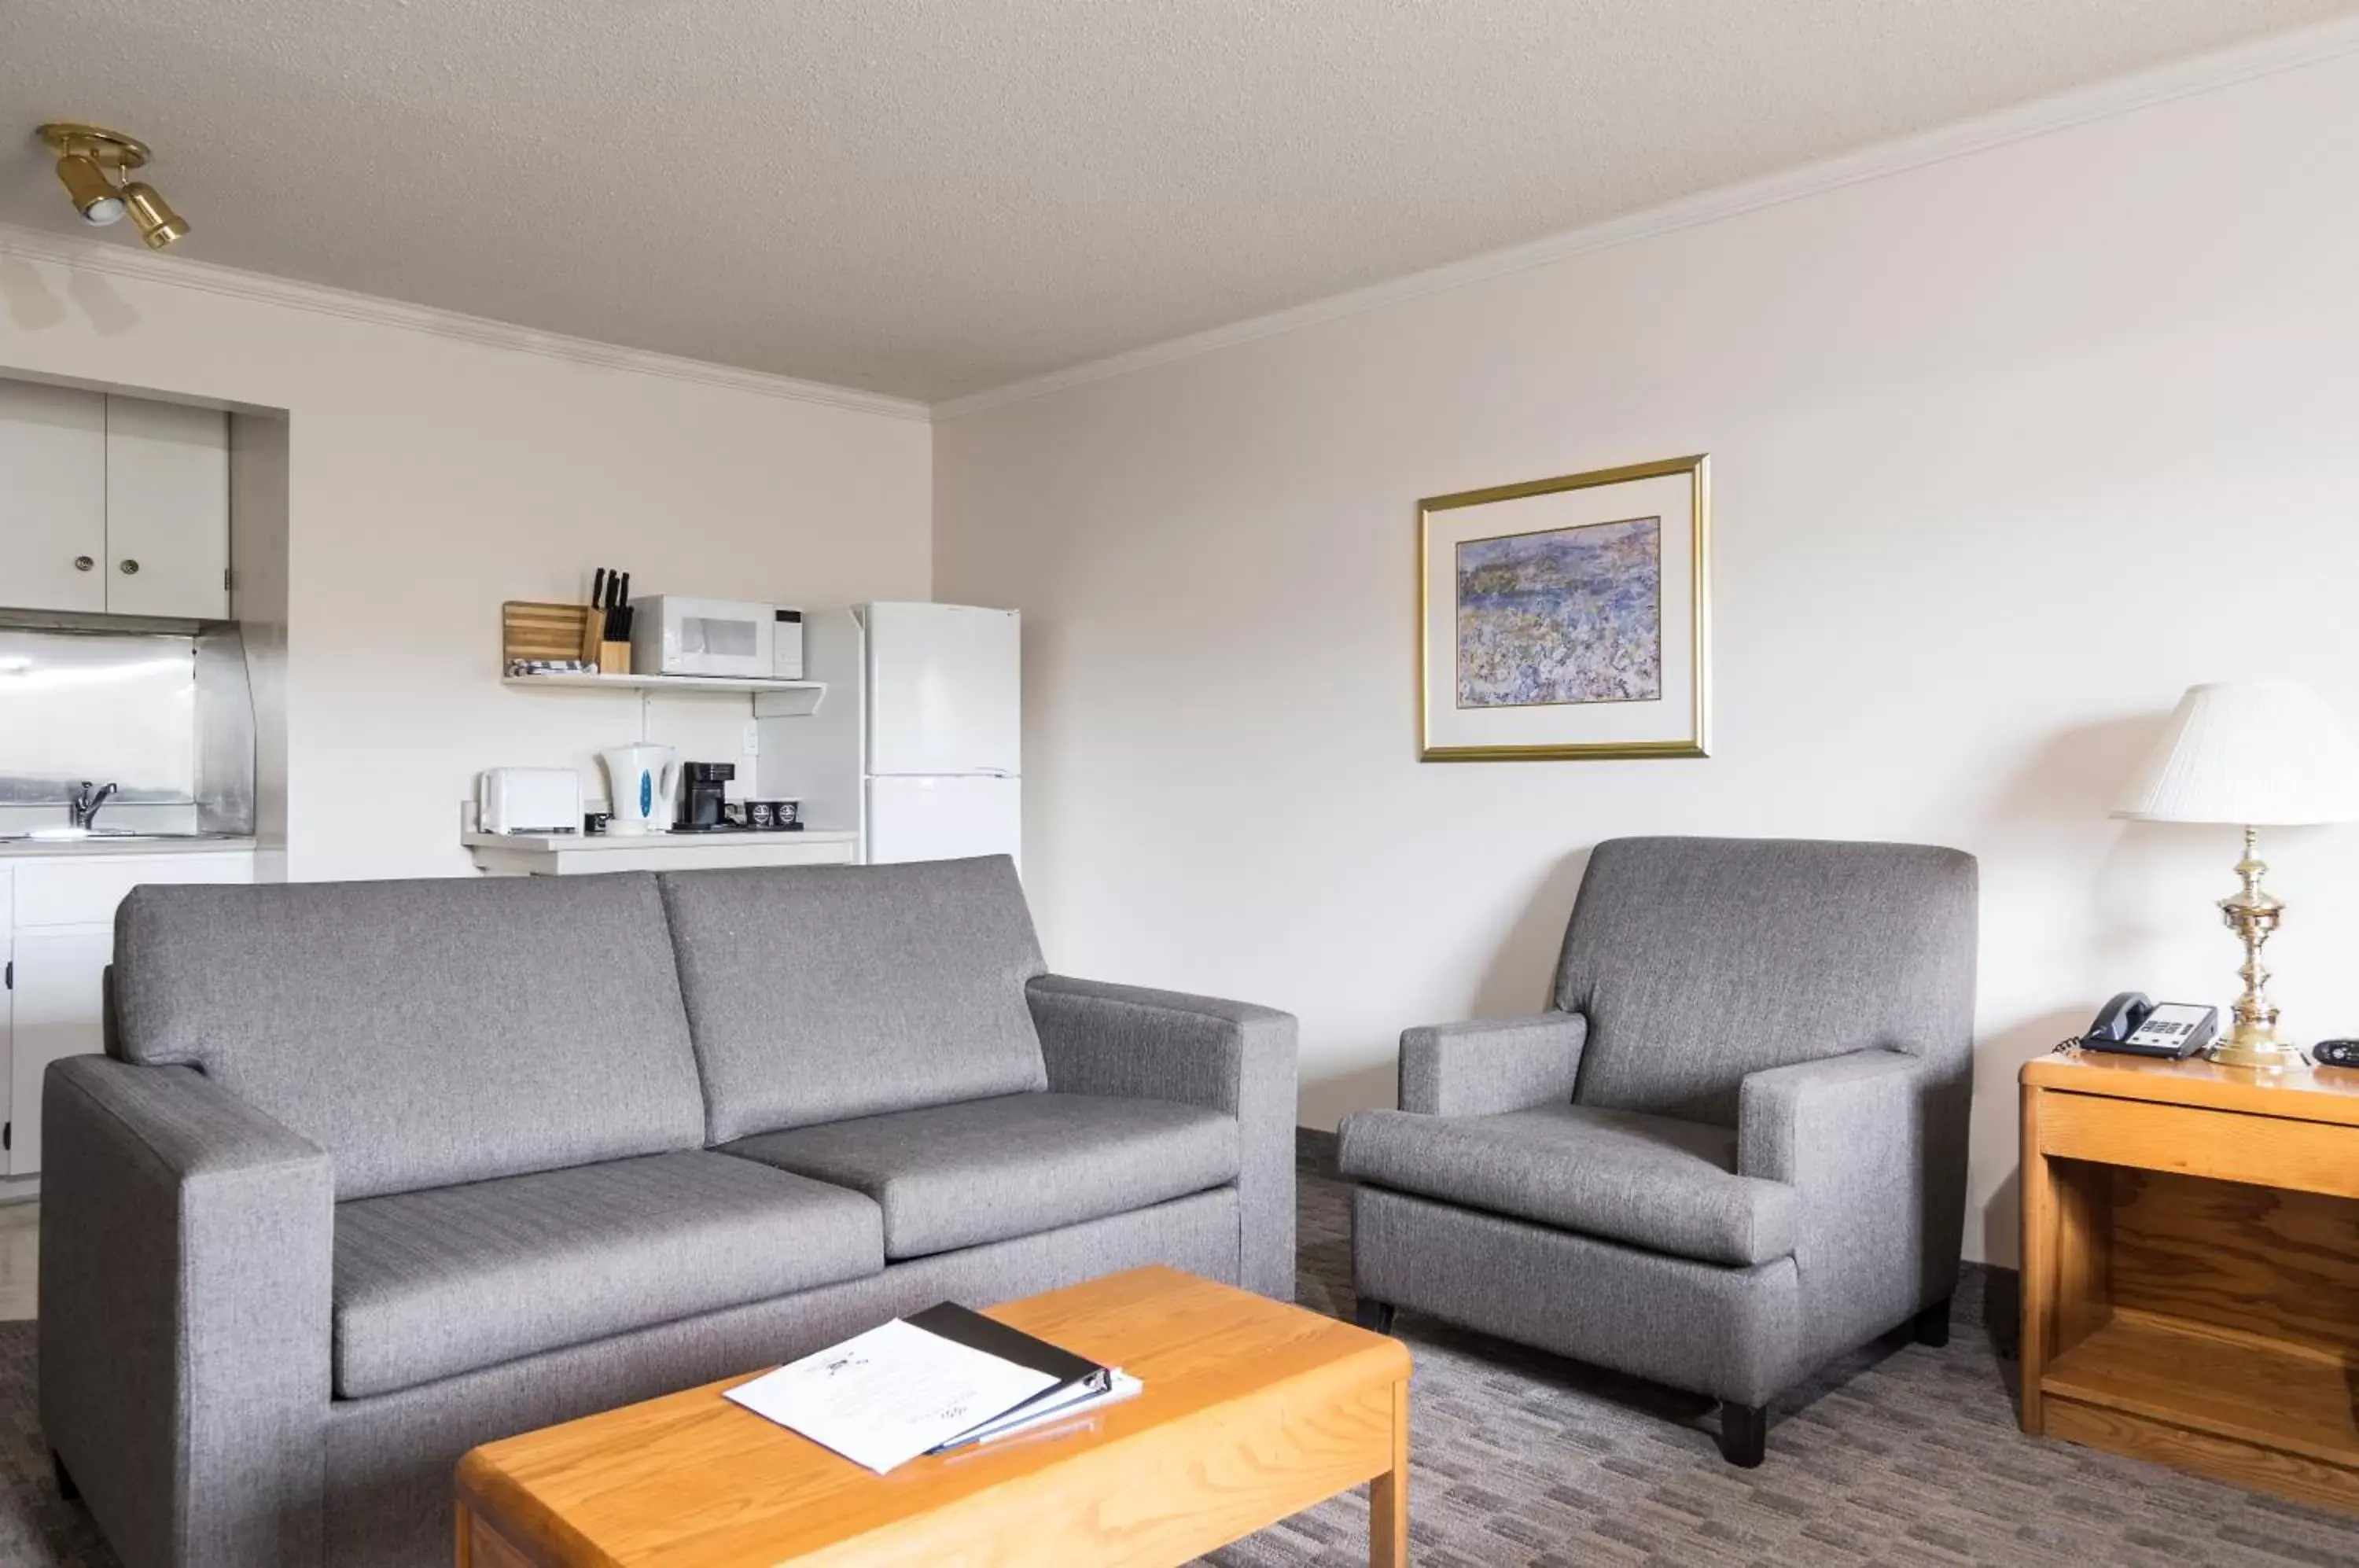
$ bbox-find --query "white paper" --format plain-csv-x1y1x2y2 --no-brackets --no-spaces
724,1318,1058,1474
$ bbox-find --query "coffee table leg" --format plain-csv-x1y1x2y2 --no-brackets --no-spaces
1370,1374,1409,1567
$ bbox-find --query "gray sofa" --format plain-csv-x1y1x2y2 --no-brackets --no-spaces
1340,836,1976,1466
39,855,1296,1568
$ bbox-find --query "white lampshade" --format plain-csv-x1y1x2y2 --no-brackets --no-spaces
2114,681,2359,826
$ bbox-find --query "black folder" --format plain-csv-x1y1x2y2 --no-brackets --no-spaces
907,1301,1112,1448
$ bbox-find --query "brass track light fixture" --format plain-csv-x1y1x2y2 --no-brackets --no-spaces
36,123,189,249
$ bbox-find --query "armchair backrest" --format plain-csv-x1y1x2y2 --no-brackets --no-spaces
1555,837,1977,1125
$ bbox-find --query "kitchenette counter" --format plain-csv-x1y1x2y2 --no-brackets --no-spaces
464,827,859,876
0,834,258,859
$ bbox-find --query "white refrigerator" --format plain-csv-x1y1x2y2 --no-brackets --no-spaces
757,602,1021,867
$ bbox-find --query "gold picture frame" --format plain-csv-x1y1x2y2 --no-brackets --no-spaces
1419,454,1709,761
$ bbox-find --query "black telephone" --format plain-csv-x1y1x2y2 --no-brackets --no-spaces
2080,992,2219,1059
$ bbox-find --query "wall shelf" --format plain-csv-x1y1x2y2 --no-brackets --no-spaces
502,671,825,716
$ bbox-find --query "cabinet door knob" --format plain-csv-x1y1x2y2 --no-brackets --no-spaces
117,558,139,576
73,556,94,572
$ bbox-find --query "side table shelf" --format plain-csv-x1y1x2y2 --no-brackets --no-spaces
2020,1051,2359,1513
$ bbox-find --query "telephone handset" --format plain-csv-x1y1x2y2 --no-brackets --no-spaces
2080,992,2218,1059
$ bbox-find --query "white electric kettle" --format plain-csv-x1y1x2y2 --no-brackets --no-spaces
599,744,679,836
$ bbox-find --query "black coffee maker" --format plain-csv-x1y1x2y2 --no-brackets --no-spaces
675,761,735,831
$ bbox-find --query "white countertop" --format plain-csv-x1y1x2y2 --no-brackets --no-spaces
0,834,257,859
463,826,860,875
462,828,856,852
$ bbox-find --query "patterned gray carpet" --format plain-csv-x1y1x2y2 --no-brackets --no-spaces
6,1143,2359,1566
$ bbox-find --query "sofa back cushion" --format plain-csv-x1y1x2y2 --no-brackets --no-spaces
1555,836,1978,1126
112,873,708,1199
658,856,1050,1142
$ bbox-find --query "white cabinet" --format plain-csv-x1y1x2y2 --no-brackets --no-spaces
8,928,111,1176
0,849,252,1176
105,396,229,620
0,381,227,620
0,380,107,614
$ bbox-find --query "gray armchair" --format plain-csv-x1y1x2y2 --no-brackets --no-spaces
1338,836,1977,1466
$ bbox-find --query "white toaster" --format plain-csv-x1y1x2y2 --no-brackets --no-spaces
477,767,583,835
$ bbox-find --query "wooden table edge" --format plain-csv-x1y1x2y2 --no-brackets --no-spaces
455,1314,1414,1568
2020,1055,2359,1127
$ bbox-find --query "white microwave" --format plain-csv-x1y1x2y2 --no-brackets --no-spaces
630,596,776,679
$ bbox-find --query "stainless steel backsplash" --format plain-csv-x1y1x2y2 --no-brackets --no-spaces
0,624,255,832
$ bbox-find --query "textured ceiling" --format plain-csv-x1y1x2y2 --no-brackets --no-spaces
3,1,2354,401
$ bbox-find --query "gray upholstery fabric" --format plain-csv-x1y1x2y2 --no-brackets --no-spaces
1739,1047,1950,1365
111,874,706,1199
1025,974,1298,1298
723,1091,1236,1259
1349,834,1976,1423
322,1189,1236,1568
1399,1012,1587,1117
333,1151,883,1397
660,857,1050,1141
1338,1102,1798,1267
62,856,1295,1568
1556,837,1978,1127
1352,1185,1802,1406
40,1057,333,1568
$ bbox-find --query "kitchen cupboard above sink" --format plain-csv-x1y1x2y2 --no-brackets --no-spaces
0,379,229,622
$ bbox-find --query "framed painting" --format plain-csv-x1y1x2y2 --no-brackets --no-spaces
1419,454,1709,760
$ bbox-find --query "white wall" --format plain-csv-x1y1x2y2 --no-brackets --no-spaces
0,242,931,881
936,48,2359,1264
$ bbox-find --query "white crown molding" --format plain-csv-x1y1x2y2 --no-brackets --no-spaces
935,13,2359,421
0,223,932,423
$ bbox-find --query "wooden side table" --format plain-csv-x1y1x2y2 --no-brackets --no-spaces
2020,1051,2359,1511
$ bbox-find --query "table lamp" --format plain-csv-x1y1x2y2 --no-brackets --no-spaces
2113,681,2359,1071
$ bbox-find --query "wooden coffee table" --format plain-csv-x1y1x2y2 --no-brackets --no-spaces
455,1264,1413,1566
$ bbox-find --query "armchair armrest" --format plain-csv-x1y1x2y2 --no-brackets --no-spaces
1736,1048,1923,1187
41,1055,333,1568
1737,1048,1950,1360
1025,975,1297,1299
1399,1012,1588,1117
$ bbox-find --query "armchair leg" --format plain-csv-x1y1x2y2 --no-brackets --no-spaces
1717,1401,1766,1467
1912,1296,1952,1349
1354,1297,1397,1335
51,1450,77,1503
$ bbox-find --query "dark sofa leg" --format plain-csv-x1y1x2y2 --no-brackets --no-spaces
1354,1297,1396,1334
1717,1401,1766,1467
1912,1296,1952,1349
51,1451,77,1503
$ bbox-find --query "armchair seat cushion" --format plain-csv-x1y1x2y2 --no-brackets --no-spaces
723,1091,1240,1260
1337,1104,1798,1268
332,1150,883,1397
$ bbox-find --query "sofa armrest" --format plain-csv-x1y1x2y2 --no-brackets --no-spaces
1025,975,1298,1300
1738,1048,1948,1360
1398,1012,1588,1117
41,1055,333,1568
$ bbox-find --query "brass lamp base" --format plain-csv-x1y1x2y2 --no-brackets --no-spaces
2204,825,2306,1073
2207,1031,2309,1073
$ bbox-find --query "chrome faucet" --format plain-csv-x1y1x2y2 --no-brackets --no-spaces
67,781,118,830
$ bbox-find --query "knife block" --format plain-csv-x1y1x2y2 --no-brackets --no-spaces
598,639,634,676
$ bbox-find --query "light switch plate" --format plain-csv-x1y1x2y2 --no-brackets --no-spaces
742,722,760,756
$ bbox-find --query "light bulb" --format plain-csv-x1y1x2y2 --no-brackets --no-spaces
54,154,125,226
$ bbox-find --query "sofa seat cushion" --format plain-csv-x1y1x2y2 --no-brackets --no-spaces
332,1150,883,1397
722,1092,1240,1260
1336,1104,1798,1268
